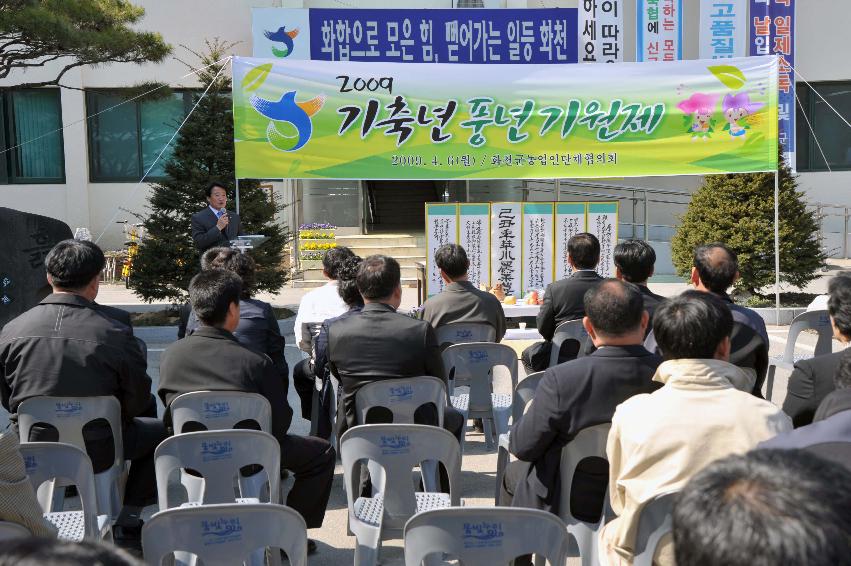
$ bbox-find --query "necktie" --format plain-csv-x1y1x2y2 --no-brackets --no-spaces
216,209,224,218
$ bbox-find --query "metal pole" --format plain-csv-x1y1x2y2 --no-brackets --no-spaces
775,170,780,316
643,190,649,241
465,179,471,202
844,207,849,259
555,178,561,202
235,178,241,215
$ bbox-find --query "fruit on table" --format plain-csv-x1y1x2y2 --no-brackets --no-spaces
479,283,489,292
504,295,516,305
525,290,539,305
490,282,506,301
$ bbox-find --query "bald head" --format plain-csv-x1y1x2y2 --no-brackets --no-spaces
584,279,645,337
693,243,739,294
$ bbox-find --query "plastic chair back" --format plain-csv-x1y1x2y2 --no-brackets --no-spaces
512,371,545,422
341,424,461,529
142,503,307,566
169,391,272,434
404,507,569,566
549,320,589,368
0,521,31,541
632,491,678,566
19,442,101,539
355,376,447,428
154,429,280,509
435,323,497,349
782,309,833,363
442,343,518,413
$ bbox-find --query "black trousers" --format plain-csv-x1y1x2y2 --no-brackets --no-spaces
293,358,316,419
279,434,336,529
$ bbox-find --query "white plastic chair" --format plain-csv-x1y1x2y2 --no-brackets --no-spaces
435,323,497,349
549,320,589,368
632,491,679,566
0,521,31,541
404,507,569,566
154,429,281,509
341,424,461,566
765,310,833,399
142,502,307,566
17,396,126,521
494,371,546,503
19,442,111,541
169,391,272,434
442,342,519,451
355,376,447,427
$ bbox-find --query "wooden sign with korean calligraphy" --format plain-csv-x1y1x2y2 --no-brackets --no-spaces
555,203,588,281
588,202,619,278
425,203,458,297
491,203,522,298
458,204,490,290
522,203,555,296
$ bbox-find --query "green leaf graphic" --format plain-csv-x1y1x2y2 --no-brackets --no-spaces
242,63,273,92
708,65,747,90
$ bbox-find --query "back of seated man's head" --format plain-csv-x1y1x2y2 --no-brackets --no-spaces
652,290,733,360
435,244,469,282
322,246,355,280
357,255,401,304
188,269,242,328
614,239,656,284
828,273,851,340
0,537,141,565
835,348,851,390
568,232,601,270
673,449,851,566
583,279,646,340
693,243,738,294
44,239,105,297
337,255,365,308
201,247,256,299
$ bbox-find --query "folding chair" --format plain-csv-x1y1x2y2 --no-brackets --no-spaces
632,491,679,566
404,507,569,566
0,521,31,541
435,323,497,349
341,424,461,566
17,396,126,521
142,502,307,566
154,430,280,509
765,309,833,399
494,371,546,503
549,320,589,368
19,442,111,541
442,343,519,450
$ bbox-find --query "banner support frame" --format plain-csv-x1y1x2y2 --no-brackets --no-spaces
775,169,780,318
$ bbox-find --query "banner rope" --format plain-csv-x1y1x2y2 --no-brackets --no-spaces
794,90,832,172
791,64,851,132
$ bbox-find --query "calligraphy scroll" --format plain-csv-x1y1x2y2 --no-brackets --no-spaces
522,203,555,296
490,202,522,297
588,202,619,278
555,203,587,280
425,203,458,297
459,204,491,289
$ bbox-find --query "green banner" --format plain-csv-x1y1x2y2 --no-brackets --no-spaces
233,56,778,180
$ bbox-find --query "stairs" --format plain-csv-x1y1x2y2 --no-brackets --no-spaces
295,233,425,288
367,181,438,231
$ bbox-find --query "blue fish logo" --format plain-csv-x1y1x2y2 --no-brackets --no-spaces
264,26,299,58
203,401,230,418
250,91,326,152
463,521,504,548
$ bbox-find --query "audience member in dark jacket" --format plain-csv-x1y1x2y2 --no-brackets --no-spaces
783,274,851,426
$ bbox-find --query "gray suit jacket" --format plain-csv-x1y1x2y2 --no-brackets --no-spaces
421,281,507,341
190,207,243,252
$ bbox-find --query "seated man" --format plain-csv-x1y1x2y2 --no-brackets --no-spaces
501,280,662,529
601,291,791,566
783,273,851,426
762,347,851,471
672,449,851,566
327,255,464,441
158,270,334,547
522,233,604,371
645,243,769,394
0,240,164,538
421,243,506,342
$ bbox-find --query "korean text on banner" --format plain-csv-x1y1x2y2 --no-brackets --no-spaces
425,203,458,297
699,0,749,59
459,204,491,290
588,202,619,277
233,56,778,180
491,203,522,298
637,0,683,62
579,0,624,63
251,8,578,64
750,0,794,166
522,203,555,296
554,203,587,280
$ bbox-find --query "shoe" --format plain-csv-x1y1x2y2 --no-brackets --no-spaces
473,418,485,433
113,520,144,554
281,539,317,561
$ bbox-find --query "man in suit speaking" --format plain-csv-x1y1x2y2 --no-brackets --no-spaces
191,182,243,252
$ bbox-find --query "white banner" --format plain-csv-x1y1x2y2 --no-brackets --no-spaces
637,0,683,62
555,203,587,280
491,203,522,298
458,204,491,290
579,0,624,63
699,0,749,59
425,203,458,297
588,202,619,278
522,203,555,296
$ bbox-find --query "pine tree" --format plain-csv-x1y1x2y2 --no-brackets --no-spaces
671,150,825,295
130,40,289,303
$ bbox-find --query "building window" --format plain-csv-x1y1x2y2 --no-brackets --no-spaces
0,89,65,184
86,90,196,182
796,81,851,172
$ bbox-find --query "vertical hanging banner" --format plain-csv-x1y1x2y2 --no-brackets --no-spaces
425,203,458,297
750,0,794,166
637,0,683,62
522,203,555,296
579,0,624,63
491,203,522,298
555,203,587,280
699,0,749,59
588,202,619,278
458,204,491,290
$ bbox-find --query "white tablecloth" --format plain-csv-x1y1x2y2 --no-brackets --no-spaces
503,328,544,341
501,304,541,318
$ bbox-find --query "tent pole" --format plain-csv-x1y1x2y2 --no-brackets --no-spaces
235,178,241,215
775,169,780,317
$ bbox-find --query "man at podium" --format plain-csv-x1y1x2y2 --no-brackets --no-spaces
191,182,243,253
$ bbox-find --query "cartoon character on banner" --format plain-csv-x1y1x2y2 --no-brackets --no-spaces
722,93,765,139
677,93,719,141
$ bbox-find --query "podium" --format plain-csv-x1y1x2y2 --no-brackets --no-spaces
229,235,268,252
